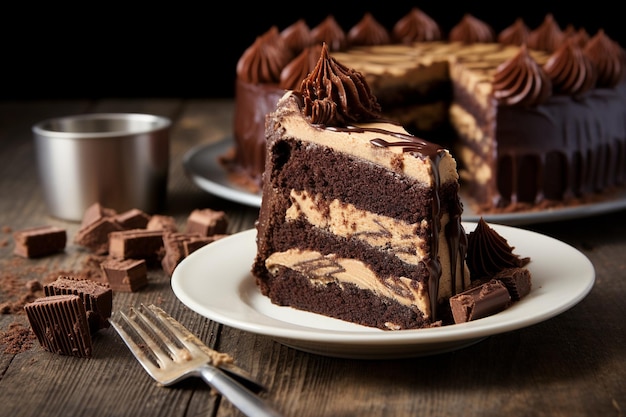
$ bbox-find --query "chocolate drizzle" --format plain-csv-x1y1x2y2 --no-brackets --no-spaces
370,134,467,320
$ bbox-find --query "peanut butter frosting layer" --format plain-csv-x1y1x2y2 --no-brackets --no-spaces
285,189,428,265
265,248,431,318
273,91,459,187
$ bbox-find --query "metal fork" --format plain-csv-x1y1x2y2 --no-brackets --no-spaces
109,304,284,417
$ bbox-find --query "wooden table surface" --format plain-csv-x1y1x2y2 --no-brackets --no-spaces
0,98,624,417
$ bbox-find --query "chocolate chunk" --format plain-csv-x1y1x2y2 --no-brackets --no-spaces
185,209,228,236
81,202,117,228
44,276,112,333
100,258,148,292
450,279,512,324
24,294,93,358
75,217,124,255
113,208,151,230
161,232,194,276
108,229,164,261
13,225,67,258
147,214,178,232
493,267,532,300
184,234,227,256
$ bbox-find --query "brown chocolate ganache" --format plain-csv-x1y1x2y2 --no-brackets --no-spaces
466,217,530,280
297,43,468,321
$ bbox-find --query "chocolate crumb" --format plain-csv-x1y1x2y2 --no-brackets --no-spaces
0,322,36,354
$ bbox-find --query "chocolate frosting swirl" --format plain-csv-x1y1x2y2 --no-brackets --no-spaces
466,218,530,280
564,25,590,47
497,18,530,46
346,12,391,46
392,7,442,43
544,39,596,96
449,14,495,44
583,29,624,88
311,15,348,52
528,14,564,53
300,43,382,125
493,44,552,106
236,26,294,84
279,44,323,90
281,19,313,55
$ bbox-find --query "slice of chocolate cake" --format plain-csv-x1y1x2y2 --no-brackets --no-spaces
252,44,470,330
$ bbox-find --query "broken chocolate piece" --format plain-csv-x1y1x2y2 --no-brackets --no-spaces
44,276,112,333
450,279,512,324
147,214,178,232
185,209,228,236
100,258,148,292
108,229,164,262
184,234,228,256
75,217,124,255
24,294,93,358
493,267,532,301
114,208,151,230
81,202,117,228
12,225,67,258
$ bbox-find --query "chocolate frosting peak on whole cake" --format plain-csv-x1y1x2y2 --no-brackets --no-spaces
236,26,293,84
311,15,348,52
528,14,565,53
448,14,495,44
564,25,590,47
301,43,382,125
392,7,442,44
280,19,313,55
347,12,391,46
497,18,530,46
466,218,530,280
280,44,323,90
493,44,552,106
583,29,624,88
544,39,596,96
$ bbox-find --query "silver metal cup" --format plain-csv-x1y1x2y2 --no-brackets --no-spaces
33,113,171,221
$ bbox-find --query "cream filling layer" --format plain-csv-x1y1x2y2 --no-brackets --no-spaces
265,248,430,317
285,189,427,265
276,92,459,187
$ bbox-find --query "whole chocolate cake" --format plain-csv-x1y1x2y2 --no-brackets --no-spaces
226,10,626,213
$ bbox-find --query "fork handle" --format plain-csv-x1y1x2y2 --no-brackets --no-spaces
198,365,284,417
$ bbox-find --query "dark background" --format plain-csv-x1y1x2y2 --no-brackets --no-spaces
2,1,623,100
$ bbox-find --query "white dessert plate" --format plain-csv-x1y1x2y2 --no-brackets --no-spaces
182,138,626,225
171,222,595,359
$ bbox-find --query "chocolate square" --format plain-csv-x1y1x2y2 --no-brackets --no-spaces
100,258,148,292
185,209,228,236
44,276,112,333
13,225,67,258
108,229,164,261
450,279,512,324
25,294,93,358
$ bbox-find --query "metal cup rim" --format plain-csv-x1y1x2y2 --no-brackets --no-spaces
32,112,171,140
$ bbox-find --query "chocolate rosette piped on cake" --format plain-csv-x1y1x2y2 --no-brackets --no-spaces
300,43,382,125
497,18,530,46
392,7,442,43
544,39,596,96
311,15,348,52
448,14,495,43
493,44,552,106
583,29,624,88
528,14,565,53
466,218,530,280
347,12,391,46
236,26,294,84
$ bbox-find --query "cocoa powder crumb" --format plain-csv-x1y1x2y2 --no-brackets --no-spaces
0,322,36,354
